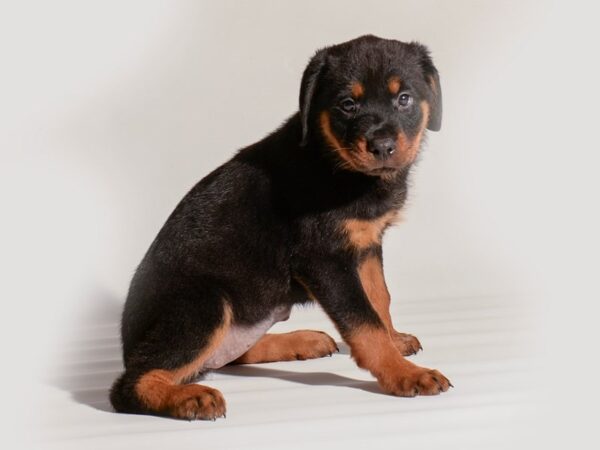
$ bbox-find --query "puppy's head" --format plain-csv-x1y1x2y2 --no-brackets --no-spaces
299,35,442,177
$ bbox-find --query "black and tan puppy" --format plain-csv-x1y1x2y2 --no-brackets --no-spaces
110,35,450,420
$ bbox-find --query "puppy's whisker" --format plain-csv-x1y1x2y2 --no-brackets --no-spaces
333,158,356,173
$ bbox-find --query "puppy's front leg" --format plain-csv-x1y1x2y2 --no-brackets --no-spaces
299,258,451,397
358,251,422,356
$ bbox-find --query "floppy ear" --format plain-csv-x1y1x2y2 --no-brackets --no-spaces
424,67,442,131
410,43,442,131
299,49,328,146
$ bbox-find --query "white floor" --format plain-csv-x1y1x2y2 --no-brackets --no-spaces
37,290,539,450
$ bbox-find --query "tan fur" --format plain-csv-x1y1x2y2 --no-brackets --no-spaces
357,248,423,356
358,255,393,329
135,304,232,415
395,101,430,166
411,101,430,154
342,210,399,249
232,330,337,364
320,111,357,170
346,325,404,381
346,324,451,396
349,136,380,170
388,76,401,95
351,81,364,98
356,136,368,154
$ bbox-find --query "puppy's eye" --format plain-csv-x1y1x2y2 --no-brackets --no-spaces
339,98,357,113
397,93,412,107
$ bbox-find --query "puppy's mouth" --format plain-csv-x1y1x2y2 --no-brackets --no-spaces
366,166,398,176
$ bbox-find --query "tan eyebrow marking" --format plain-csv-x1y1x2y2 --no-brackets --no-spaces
351,81,364,98
388,76,401,95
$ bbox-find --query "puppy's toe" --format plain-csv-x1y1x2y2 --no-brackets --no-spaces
291,330,339,360
392,332,422,356
381,367,452,397
168,385,227,421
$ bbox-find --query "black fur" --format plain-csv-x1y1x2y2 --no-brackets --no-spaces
110,35,442,416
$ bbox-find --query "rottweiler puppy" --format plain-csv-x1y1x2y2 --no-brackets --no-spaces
110,35,450,421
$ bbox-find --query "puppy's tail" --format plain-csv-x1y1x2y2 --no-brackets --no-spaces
109,371,145,414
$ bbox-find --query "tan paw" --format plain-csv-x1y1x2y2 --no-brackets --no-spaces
167,385,226,421
232,330,339,364
380,366,452,397
391,331,422,356
288,330,339,360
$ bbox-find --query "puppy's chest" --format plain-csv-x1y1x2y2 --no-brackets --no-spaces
340,209,401,250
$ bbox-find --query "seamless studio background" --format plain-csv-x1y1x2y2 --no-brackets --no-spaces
1,1,599,449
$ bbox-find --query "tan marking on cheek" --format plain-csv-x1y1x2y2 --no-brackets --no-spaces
358,255,393,330
135,304,232,411
409,101,430,155
320,111,357,170
351,81,364,98
395,132,409,152
356,136,368,153
388,76,401,95
319,111,343,149
352,136,376,169
396,101,430,165
395,131,417,165
342,210,400,249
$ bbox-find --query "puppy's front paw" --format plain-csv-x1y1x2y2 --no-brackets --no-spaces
391,332,422,356
380,366,452,397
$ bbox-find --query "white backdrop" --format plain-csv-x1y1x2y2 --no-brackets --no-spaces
1,1,599,448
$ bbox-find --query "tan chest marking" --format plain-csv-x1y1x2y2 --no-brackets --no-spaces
342,210,400,249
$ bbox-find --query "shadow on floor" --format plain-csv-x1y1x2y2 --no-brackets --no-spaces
215,364,383,395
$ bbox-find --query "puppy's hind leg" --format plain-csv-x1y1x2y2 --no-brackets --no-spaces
110,296,232,420
231,330,338,364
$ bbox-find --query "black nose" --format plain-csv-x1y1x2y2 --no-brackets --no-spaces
368,137,396,159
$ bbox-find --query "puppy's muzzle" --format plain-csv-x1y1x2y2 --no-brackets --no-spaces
367,137,396,160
